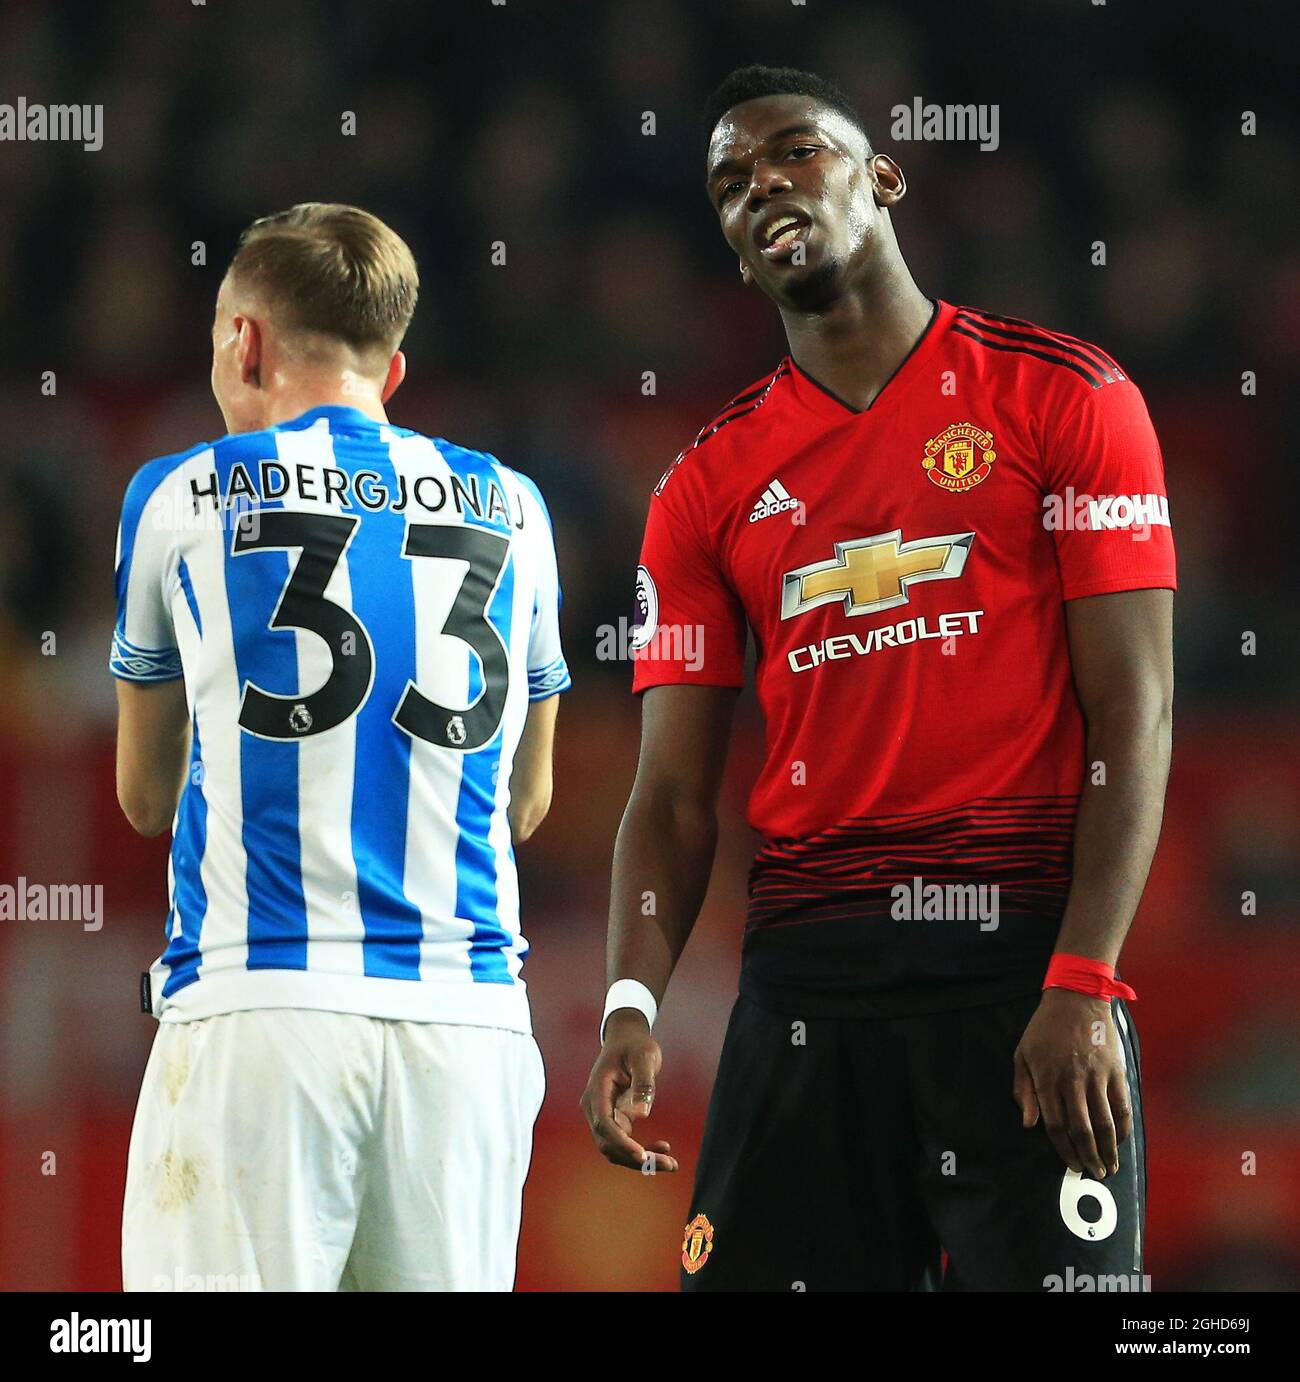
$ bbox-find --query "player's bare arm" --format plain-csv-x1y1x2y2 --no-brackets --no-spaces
509,694,560,842
1013,587,1174,1181
581,683,740,1172
115,678,190,837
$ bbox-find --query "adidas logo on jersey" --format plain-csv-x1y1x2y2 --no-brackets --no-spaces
750,479,801,522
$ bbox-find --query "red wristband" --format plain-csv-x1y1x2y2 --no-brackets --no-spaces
1043,953,1136,1002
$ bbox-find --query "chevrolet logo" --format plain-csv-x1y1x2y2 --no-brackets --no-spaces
781,529,975,620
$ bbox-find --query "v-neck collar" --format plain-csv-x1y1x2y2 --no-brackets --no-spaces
785,298,954,419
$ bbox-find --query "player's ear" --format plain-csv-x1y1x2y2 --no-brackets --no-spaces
870,153,907,207
235,314,262,388
739,259,753,287
381,350,406,403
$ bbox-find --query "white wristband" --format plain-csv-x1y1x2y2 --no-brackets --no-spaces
601,979,658,1044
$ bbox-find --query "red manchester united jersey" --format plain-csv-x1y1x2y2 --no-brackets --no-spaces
631,300,1176,1016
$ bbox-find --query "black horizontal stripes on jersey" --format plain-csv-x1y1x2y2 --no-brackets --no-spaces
690,363,790,448
955,313,1118,383
959,306,1127,381
952,313,1112,389
746,795,1078,933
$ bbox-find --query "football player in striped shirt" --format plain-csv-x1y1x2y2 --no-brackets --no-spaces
582,67,1174,1290
114,204,569,1291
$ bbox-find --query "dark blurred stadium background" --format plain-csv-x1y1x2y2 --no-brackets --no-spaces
0,0,1296,1291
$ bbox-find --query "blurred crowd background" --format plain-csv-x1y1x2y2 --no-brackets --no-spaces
0,0,1296,1291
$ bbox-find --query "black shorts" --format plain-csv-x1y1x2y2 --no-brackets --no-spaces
679,991,1146,1291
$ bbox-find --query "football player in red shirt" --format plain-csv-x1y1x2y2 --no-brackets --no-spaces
581,65,1174,1291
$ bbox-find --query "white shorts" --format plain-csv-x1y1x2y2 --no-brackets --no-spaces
121,1009,545,1291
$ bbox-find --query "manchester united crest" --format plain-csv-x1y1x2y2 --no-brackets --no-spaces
922,422,996,493
681,1213,714,1275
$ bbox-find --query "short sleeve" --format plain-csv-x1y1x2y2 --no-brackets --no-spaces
111,462,182,682
630,485,747,692
517,475,571,701
1041,380,1177,601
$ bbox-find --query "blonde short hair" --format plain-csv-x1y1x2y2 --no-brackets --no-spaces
229,202,418,358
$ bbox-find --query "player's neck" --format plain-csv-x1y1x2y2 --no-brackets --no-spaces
779,266,933,412
251,388,389,431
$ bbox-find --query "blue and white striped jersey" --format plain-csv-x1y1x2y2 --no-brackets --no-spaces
112,405,571,1032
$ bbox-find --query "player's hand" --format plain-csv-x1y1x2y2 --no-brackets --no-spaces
1012,989,1132,1181
580,1010,678,1173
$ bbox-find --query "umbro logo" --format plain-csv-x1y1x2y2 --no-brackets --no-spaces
749,479,802,523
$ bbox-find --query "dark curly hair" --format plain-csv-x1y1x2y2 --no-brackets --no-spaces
702,64,871,151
